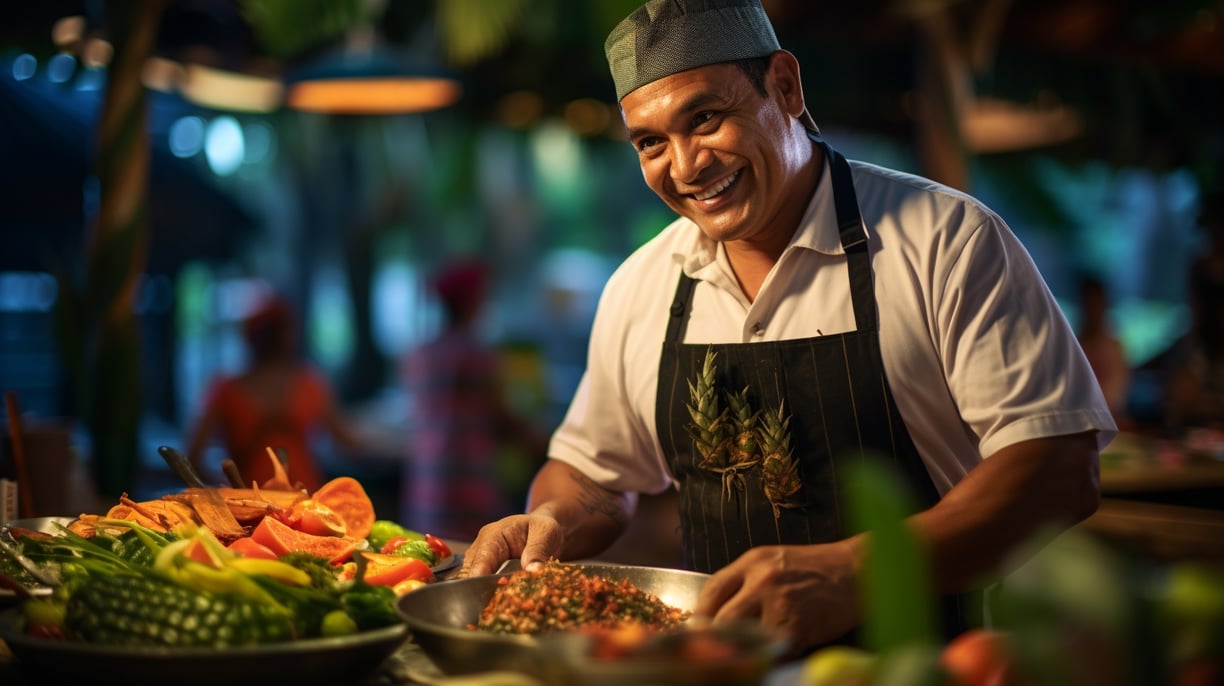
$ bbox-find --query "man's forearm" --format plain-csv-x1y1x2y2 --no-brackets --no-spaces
905,432,1101,594
526,459,634,560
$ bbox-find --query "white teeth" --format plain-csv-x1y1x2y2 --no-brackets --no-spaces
693,170,739,201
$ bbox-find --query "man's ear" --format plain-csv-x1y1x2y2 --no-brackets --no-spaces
768,50,808,122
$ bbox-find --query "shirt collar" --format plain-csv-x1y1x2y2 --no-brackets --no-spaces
675,151,863,280
790,152,853,256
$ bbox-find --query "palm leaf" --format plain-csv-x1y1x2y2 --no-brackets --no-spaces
434,0,530,66
240,0,368,59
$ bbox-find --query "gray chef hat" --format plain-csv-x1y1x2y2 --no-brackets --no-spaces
605,0,818,132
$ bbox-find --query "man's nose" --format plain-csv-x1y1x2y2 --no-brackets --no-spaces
670,139,710,186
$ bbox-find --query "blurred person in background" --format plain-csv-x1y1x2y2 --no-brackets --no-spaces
400,259,549,540
186,294,363,492
1076,274,1132,427
1163,191,1224,433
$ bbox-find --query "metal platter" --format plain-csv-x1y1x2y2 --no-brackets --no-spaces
395,562,782,686
430,552,462,576
0,516,459,685
0,607,408,686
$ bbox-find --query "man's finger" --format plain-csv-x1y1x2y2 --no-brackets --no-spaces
459,546,505,577
519,517,565,571
695,569,746,618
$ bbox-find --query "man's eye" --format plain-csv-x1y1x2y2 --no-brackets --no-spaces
636,136,662,152
693,111,715,127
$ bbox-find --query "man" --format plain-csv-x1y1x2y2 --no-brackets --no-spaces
460,0,1116,652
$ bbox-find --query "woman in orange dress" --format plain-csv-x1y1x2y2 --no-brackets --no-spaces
186,296,361,493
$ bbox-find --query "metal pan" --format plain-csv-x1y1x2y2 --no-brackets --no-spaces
395,562,781,686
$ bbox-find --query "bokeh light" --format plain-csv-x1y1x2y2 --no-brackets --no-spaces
204,116,245,176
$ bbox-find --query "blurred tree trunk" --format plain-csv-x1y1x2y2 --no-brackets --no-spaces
904,0,1012,191
54,0,167,498
912,8,972,192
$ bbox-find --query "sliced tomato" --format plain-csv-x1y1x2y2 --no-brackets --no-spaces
380,536,407,555
358,551,435,587
227,536,280,561
424,533,452,560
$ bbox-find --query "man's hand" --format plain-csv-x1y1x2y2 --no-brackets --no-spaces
694,433,1100,655
696,539,864,656
456,459,634,577
457,513,566,577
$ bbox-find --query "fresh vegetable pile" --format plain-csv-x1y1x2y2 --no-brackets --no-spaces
14,521,400,647
4,474,457,647
335,519,452,596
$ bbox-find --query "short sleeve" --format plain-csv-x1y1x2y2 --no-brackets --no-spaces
938,216,1117,457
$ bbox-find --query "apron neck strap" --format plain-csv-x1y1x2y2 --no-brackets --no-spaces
813,135,878,331
665,138,879,340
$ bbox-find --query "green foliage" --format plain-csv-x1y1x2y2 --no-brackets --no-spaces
842,457,937,654
240,0,367,59
990,528,1170,686
435,0,529,66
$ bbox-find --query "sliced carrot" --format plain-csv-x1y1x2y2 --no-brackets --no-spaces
311,476,376,540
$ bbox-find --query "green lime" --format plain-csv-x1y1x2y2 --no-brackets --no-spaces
22,598,67,629
320,609,359,637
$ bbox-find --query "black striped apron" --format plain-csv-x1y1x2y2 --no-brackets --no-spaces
654,139,969,641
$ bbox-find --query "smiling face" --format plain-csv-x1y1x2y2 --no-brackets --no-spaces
620,51,820,252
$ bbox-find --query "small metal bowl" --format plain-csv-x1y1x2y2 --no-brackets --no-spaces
395,562,781,686
0,516,76,605
1,516,78,538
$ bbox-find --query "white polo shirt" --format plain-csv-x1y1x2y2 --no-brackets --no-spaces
548,156,1118,496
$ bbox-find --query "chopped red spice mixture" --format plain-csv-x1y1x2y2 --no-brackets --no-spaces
472,560,691,635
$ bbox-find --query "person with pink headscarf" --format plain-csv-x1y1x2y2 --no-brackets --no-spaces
399,260,549,539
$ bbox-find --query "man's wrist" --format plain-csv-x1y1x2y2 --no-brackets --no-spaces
839,533,868,584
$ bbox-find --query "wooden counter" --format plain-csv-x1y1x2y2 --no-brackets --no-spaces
1077,431,1224,561
1078,498,1224,563
1101,459,1224,495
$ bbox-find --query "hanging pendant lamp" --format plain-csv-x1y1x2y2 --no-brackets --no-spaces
283,31,462,115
